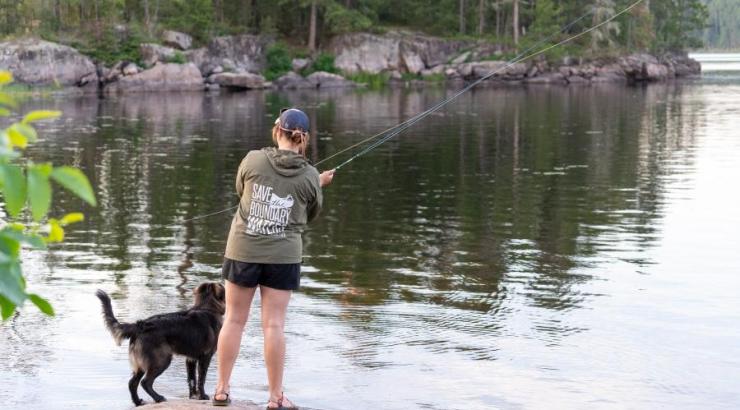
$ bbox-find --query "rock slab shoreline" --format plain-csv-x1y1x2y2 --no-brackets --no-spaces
138,399,319,410
0,32,701,94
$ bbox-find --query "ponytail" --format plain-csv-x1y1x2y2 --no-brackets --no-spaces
272,124,309,157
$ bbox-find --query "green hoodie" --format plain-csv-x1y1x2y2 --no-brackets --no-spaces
224,147,322,264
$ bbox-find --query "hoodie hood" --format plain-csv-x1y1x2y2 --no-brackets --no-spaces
261,147,310,177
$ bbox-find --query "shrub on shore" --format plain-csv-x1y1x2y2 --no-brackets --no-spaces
264,42,293,81
0,71,97,320
346,72,390,89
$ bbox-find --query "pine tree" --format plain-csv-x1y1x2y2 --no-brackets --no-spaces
589,0,621,52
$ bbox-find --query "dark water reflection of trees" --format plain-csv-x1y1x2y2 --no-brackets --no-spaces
18,83,701,323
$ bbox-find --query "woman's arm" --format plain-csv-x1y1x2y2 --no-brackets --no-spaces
306,169,334,223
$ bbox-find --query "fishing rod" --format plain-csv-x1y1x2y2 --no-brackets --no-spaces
177,0,645,224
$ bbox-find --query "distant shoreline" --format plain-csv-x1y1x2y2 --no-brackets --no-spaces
1,33,703,95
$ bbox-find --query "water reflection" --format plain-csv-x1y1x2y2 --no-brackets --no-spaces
310,85,702,313
1,81,723,409
20,84,704,330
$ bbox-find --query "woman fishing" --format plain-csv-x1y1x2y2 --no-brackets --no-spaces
213,108,335,408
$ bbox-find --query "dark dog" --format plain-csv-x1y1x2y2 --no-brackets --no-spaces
96,283,226,406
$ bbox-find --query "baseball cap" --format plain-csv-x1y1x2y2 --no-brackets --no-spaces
276,108,309,133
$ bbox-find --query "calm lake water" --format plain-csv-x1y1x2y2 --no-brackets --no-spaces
1,71,739,410
690,52,740,71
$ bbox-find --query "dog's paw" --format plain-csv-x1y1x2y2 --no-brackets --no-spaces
189,391,210,400
134,399,145,407
154,396,167,403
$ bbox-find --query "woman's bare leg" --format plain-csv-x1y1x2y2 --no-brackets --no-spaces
215,280,257,400
260,285,295,407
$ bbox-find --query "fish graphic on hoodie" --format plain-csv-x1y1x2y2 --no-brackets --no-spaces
225,147,323,264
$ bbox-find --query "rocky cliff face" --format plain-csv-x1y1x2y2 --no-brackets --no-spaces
102,63,203,94
187,35,273,76
328,32,494,74
0,38,97,88
328,32,701,84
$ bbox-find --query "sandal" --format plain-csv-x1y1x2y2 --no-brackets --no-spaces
212,391,231,407
266,392,298,410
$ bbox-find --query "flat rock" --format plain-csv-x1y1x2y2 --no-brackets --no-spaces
162,30,193,51
524,72,567,84
211,72,266,89
103,63,203,93
0,37,97,87
139,399,319,410
458,61,528,80
139,399,261,409
273,71,314,89
306,71,355,88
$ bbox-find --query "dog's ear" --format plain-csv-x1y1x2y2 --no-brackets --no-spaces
214,283,225,301
195,282,218,303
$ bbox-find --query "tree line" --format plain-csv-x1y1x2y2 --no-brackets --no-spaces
702,0,739,50
0,0,713,53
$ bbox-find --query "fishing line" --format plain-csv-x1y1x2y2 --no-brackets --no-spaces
179,205,239,224
171,0,645,224
314,7,594,168
326,0,646,170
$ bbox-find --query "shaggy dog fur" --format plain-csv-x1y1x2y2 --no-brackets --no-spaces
96,283,225,406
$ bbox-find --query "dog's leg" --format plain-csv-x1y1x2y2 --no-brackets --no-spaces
196,354,214,400
186,358,198,399
141,356,171,403
128,370,145,406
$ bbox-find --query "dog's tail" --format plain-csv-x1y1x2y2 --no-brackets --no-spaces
95,290,138,346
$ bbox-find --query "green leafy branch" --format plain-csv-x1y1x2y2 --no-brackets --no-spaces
0,71,97,320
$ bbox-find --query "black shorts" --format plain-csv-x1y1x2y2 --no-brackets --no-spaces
222,258,301,291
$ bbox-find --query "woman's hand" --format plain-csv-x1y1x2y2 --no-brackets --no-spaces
320,169,336,187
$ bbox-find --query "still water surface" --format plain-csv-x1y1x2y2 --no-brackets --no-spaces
1,72,739,409
690,52,740,71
